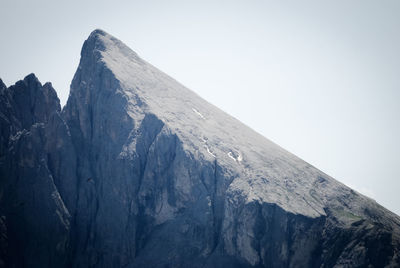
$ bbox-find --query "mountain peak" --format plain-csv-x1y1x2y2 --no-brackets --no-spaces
68,29,395,220
64,29,400,266
2,29,400,267
0,78,6,90
89,28,107,37
21,72,40,85
81,29,140,65
85,28,115,50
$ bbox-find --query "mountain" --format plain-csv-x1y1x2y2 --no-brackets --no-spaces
0,29,399,267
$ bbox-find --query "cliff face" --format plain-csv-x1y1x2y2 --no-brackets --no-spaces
0,30,399,267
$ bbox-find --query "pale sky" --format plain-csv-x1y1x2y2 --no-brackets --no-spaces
1,0,399,215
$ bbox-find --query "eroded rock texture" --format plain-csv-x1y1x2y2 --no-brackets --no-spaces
0,30,399,267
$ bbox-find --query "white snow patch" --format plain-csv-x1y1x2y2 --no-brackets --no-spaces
192,108,205,119
205,145,216,158
228,152,236,161
228,151,242,162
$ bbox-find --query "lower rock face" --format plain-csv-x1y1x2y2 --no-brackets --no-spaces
1,29,400,268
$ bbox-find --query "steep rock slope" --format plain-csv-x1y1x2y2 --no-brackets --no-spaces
0,29,399,267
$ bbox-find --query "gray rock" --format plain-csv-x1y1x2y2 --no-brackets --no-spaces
0,29,399,267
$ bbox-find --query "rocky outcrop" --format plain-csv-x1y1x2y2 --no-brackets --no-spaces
0,29,399,267
0,75,71,267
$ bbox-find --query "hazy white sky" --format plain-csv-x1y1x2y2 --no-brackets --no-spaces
1,0,399,215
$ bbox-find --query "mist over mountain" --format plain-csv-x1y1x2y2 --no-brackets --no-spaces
0,29,399,267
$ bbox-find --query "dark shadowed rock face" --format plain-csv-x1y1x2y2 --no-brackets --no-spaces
0,75,71,267
1,30,400,267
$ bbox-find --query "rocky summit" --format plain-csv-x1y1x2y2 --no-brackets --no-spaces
0,29,399,267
